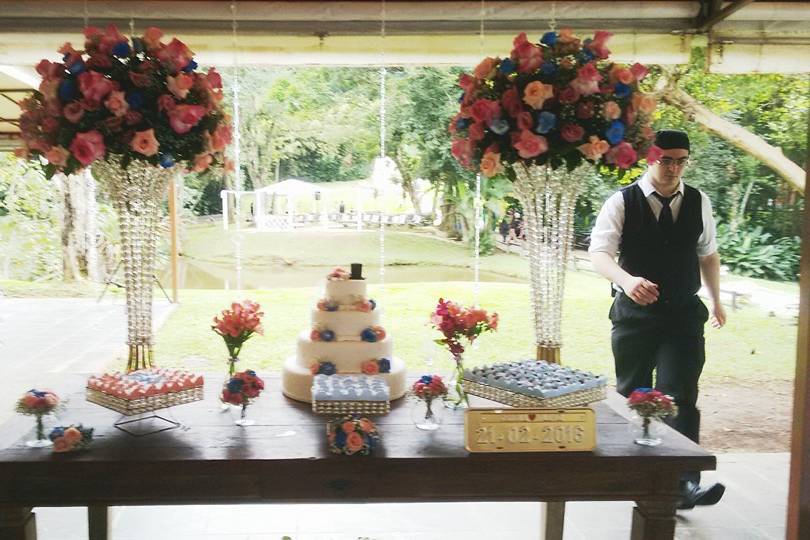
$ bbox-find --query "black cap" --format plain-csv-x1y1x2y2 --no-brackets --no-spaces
655,130,690,152
350,263,364,280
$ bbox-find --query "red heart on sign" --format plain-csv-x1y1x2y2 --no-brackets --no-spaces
528,414,536,421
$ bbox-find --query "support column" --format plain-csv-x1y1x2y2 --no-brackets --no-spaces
630,501,677,540
88,505,109,540
542,501,565,540
0,506,37,540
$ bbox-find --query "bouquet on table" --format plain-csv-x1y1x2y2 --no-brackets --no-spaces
627,387,678,446
49,425,94,453
430,298,498,407
326,415,380,456
221,370,265,426
450,29,659,177
213,300,264,377
16,24,231,176
410,375,448,430
16,389,62,447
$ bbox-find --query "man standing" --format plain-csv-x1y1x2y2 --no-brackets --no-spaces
589,130,727,509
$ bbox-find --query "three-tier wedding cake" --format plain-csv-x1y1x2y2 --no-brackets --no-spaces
281,264,407,402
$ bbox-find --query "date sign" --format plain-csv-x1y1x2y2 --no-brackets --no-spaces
464,408,596,453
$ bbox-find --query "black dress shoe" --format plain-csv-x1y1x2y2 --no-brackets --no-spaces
677,481,726,510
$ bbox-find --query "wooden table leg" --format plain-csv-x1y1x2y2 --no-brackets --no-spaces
88,506,108,540
0,506,37,540
630,500,677,540
542,501,565,540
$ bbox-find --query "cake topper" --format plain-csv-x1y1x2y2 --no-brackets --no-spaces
350,263,364,280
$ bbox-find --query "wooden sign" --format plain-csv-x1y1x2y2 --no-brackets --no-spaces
464,408,596,453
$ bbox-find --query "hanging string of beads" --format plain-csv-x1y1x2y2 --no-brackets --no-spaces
230,0,244,291
378,0,387,290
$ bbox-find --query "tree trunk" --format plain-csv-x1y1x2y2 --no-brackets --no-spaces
57,173,81,281
656,72,806,194
58,171,100,282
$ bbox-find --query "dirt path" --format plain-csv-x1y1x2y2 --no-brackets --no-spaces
700,377,793,453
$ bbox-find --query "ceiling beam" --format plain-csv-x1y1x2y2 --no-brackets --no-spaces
694,0,757,33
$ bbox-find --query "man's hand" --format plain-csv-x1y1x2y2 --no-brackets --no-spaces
622,276,659,305
710,303,727,328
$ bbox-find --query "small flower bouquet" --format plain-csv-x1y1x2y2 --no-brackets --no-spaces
410,375,448,431
326,415,380,456
212,300,264,376
327,267,351,281
627,387,678,446
49,424,94,453
16,389,61,447
221,370,265,426
430,298,498,407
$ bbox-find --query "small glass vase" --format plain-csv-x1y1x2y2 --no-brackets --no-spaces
220,357,239,412
233,403,255,427
443,354,469,409
633,415,662,446
411,397,444,431
25,413,57,448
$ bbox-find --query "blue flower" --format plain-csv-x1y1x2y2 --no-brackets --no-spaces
535,111,557,134
539,62,558,77
489,118,510,135
540,32,557,46
368,299,376,311
577,49,595,63
246,369,256,376
49,427,64,441
378,358,391,373
182,60,198,73
613,83,631,98
319,362,337,376
636,387,653,393
112,42,131,58
126,91,144,110
159,154,175,168
499,58,516,74
605,120,625,145
335,430,347,447
455,117,470,131
361,328,378,342
420,375,433,384
326,301,339,312
226,379,244,393
67,61,86,76
58,80,77,102
321,329,336,342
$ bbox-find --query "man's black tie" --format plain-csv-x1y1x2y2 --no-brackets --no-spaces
653,192,676,235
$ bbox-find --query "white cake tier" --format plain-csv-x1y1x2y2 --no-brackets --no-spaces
325,279,367,304
311,309,380,338
282,355,407,403
296,331,392,372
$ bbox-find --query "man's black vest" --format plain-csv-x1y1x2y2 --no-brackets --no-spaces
618,182,703,302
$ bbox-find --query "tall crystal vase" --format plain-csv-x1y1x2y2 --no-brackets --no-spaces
512,163,591,363
92,158,173,372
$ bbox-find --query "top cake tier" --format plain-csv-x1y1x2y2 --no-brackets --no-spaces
325,279,367,304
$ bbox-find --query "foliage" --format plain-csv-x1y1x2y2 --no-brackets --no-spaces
716,222,800,281
17,25,230,177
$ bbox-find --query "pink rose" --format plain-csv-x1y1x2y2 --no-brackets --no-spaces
124,110,143,126
467,121,485,144
646,145,663,163
630,63,650,81
167,73,194,100
63,102,85,123
480,151,502,178
45,146,70,167
206,67,223,89
39,79,59,102
516,111,533,131
85,54,113,70
157,38,194,71
501,87,523,118
192,153,213,173
514,130,548,159
511,32,543,74
470,99,500,124
614,68,635,85
53,438,71,453
104,90,129,117
558,86,580,104
69,130,106,166
131,129,160,157
41,116,59,134
129,71,151,88
602,101,621,120
577,63,602,82
587,31,613,59
458,73,476,93
158,94,177,113
78,71,114,103
576,101,595,119
607,141,638,169
142,26,164,49
560,123,585,143
451,138,474,168
168,104,206,134
473,57,497,80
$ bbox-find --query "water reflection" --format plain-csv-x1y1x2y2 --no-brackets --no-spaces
163,259,523,290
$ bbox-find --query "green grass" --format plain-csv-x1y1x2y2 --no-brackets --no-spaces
0,279,123,298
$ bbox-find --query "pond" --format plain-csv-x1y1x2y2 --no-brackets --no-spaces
162,259,524,289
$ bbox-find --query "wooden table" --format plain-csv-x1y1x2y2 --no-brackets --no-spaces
0,375,715,540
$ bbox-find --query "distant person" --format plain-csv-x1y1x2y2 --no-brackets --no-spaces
589,130,726,510
499,218,510,243
339,201,346,214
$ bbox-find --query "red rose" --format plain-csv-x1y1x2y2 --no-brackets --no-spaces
501,87,523,118
69,130,106,166
78,71,114,103
558,86,580,104
168,104,206,134
470,99,501,125
607,142,638,169
560,123,585,143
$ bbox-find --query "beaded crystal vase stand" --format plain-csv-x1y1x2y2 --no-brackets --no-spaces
92,158,173,372
512,163,591,363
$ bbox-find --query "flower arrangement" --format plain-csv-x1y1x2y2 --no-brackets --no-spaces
430,298,498,356
49,424,94,453
310,360,337,376
360,326,386,343
409,375,448,430
361,358,392,375
221,370,265,406
327,267,350,281
213,300,264,376
627,387,678,446
450,29,658,177
327,415,380,456
316,298,376,312
16,24,231,177
16,389,62,447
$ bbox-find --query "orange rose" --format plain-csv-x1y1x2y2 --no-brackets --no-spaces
131,129,160,157
522,81,554,110
345,431,364,454
480,151,502,178
52,438,71,453
63,427,82,444
341,421,356,434
362,360,380,375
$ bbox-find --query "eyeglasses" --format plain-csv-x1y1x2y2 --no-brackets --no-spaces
657,157,689,168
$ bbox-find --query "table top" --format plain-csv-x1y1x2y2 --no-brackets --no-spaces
0,374,715,506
